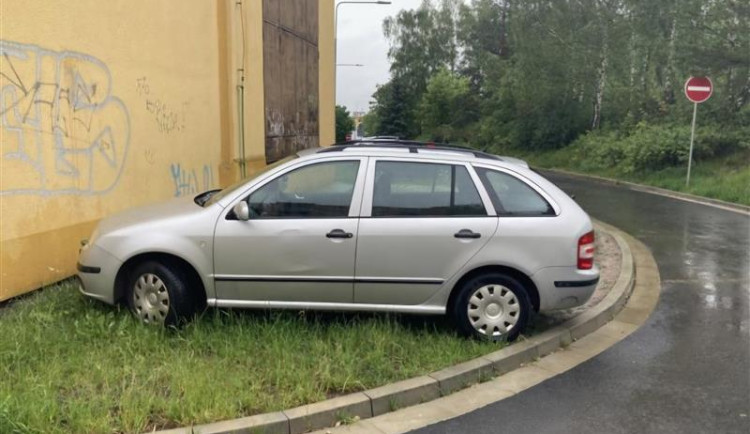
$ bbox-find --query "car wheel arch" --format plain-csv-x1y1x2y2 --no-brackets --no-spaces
447,265,540,315
114,252,207,306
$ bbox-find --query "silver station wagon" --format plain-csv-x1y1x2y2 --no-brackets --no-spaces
78,141,599,341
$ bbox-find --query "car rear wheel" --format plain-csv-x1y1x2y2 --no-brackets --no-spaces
126,260,200,326
453,272,531,342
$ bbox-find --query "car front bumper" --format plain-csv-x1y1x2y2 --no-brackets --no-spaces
77,243,122,305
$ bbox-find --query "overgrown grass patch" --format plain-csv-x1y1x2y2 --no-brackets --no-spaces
0,281,498,433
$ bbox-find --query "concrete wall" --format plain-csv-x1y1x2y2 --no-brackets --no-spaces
263,0,320,163
0,0,334,300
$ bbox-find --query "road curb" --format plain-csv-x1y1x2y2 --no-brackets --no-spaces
155,221,636,434
539,168,750,215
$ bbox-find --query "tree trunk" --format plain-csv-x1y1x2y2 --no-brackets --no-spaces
498,0,510,58
592,28,609,129
628,12,637,115
726,68,734,108
640,48,650,111
662,16,677,105
736,69,750,110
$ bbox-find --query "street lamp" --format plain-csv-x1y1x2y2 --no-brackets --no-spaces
334,1,391,104
336,63,365,67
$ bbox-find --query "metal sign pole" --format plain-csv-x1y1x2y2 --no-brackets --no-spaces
686,102,697,187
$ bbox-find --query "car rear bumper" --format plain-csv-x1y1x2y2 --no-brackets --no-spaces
532,265,600,311
77,244,121,305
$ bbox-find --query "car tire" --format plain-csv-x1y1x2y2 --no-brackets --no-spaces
126,260,201,327
452,272,531,342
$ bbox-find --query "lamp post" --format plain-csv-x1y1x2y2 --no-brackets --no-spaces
334,1,390,105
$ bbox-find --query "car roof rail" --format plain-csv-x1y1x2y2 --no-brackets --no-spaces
317,139,501,161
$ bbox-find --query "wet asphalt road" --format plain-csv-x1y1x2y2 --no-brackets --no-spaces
414,174,750,434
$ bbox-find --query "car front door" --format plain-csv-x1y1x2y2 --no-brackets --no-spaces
353,159,498,306
213,157,366,304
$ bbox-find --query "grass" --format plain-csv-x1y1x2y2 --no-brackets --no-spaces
0,281,499,433
522,149,750,206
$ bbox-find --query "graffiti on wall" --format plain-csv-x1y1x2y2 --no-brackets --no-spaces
265,108,318,161
170,163,214,197
135,76,188,134
0,40,130,196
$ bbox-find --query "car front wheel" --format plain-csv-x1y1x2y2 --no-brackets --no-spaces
453,272,531,342
126,260,200,326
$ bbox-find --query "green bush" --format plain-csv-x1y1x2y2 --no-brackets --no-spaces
568,122,750,174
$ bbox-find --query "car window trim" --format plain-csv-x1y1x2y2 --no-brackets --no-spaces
471,163,560,215
472,165,558,217
224,157,368,221
466,164,497,215
360,158,492,218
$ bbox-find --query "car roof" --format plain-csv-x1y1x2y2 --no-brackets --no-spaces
320,139,500,159
297,140,527,169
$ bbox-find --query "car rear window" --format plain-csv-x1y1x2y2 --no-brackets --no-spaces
475,167,555,216
372,161,486,217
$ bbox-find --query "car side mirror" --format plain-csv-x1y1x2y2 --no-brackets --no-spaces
233,201,251,221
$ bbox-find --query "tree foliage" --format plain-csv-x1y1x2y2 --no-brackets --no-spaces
367,0,750,152
335,105,355,142
367,77,418,139
419,69,473,142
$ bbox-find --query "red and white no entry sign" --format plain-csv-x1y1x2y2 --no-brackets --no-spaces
684,76,713,186
684,76,713,103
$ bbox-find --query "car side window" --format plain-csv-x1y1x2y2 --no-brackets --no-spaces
475,167,554,216
372,161,486,217
247,160,360,218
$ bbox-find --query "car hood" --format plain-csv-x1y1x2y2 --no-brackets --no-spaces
95,196,205,237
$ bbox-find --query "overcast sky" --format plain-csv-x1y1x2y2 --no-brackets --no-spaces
335,0,424,113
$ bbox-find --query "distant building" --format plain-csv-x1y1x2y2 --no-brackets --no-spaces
352,111,366,139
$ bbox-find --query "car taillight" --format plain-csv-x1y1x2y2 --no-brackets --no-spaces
577,231,595,270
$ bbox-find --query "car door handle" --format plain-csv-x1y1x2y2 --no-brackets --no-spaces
326,229,353,239
454,229,481,239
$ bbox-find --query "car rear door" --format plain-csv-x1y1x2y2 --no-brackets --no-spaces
353,158,498,306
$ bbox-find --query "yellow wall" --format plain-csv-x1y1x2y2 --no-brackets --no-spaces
0,0,335,300
319,0,335,147
219,0,268,184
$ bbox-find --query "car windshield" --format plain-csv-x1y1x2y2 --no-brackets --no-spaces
200,155,298,207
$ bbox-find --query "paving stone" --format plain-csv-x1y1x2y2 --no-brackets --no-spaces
364,375,440,416
534,347,592,374
364,400,461,433
526,327,566,357
482,342,538,375
428,357,493,395
283,392,371,434
157,412,289,434
568,310,608,341
616,305,652,325
492,365,554,393
598,319,639,339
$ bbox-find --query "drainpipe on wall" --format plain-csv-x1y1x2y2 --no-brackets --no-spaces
236,69,246,178
235,0,247,179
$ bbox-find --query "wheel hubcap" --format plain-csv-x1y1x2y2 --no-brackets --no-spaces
467,284,520,337
133,273,170,325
